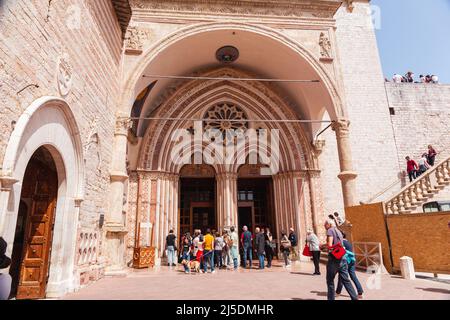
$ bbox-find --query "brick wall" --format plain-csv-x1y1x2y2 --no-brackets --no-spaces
0,0,123,281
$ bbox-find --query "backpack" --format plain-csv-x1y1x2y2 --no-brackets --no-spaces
344,250,356,265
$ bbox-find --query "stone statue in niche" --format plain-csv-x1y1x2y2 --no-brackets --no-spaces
57,54,73,96
319,32,333,62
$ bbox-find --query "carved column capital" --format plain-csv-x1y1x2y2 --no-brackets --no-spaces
216,172,238,181
115,117,132,136
0,175,19,191
331,119,351,138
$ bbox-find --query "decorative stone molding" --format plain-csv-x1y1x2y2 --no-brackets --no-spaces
57,54,73,97
179,164,215,178
129,0,342,19
319,32,333,62
337,170,358,182
0,175,19,191
110,171,129,182
124,25,151,55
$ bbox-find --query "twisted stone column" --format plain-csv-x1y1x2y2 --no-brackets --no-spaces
332,119,358,207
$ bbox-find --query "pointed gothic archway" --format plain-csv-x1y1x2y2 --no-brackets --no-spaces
127,67,321,262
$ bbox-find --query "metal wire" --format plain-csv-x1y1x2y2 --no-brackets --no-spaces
128,117,332,123
143,74,321,83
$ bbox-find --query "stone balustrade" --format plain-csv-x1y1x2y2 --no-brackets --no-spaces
385,156,450,215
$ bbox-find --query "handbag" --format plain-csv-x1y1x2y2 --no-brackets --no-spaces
302,243,312,257
329,242,346,260
281,238,291,249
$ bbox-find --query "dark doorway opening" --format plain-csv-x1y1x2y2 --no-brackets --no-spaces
179,178,216,237
237,178,274,234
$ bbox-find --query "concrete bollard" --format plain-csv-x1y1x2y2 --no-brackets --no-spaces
399,256,416,280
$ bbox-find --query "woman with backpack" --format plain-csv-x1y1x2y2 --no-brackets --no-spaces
280,231,291,268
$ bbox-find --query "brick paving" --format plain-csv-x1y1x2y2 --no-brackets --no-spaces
63,261,450,300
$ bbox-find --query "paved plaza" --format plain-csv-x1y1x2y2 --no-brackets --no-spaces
63,261,450,300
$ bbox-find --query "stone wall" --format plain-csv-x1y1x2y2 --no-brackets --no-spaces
332,1,400,208
387,83,450,177
0,0,123,288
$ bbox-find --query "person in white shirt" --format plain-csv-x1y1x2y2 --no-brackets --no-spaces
306,230,321,275
431,75,439,84
392,74,403,83
417,153,430,176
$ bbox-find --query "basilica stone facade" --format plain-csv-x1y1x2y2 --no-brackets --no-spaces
0,0,448,299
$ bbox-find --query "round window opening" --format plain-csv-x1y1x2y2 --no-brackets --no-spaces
216,46,239,63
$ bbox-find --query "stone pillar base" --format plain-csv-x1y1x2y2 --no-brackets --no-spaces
104,223,128,277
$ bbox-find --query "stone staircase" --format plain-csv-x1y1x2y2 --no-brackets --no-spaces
385,156,450,214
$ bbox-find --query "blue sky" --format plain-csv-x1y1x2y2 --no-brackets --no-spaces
371,0,450,83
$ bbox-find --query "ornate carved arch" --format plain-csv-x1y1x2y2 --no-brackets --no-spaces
138,67,317,175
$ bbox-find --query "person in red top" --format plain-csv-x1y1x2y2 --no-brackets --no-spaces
405,156,419,183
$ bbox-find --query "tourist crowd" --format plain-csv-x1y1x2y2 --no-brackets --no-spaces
389,71,439,84
165,211,363,301
405,145,438,183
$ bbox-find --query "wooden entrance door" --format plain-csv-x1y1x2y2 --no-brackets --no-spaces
15,153,58,299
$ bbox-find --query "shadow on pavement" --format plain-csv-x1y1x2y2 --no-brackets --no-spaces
415,287,450,294
310,290,327,297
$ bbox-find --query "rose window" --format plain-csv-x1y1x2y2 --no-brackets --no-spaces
204,103,248,140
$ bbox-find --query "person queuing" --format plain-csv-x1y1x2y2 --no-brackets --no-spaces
264,227,274,268
214,231,224,269
180,234,192,274
222,230,232,269
288,227,298,261
306,230,321,275
241,226,253,269
203,229,215,273
229,226,239,270
165,229,177,267
280,231,291,268
192,230,204,270
255,227,266,270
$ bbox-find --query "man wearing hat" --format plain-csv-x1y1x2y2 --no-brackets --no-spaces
0,237,12,300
